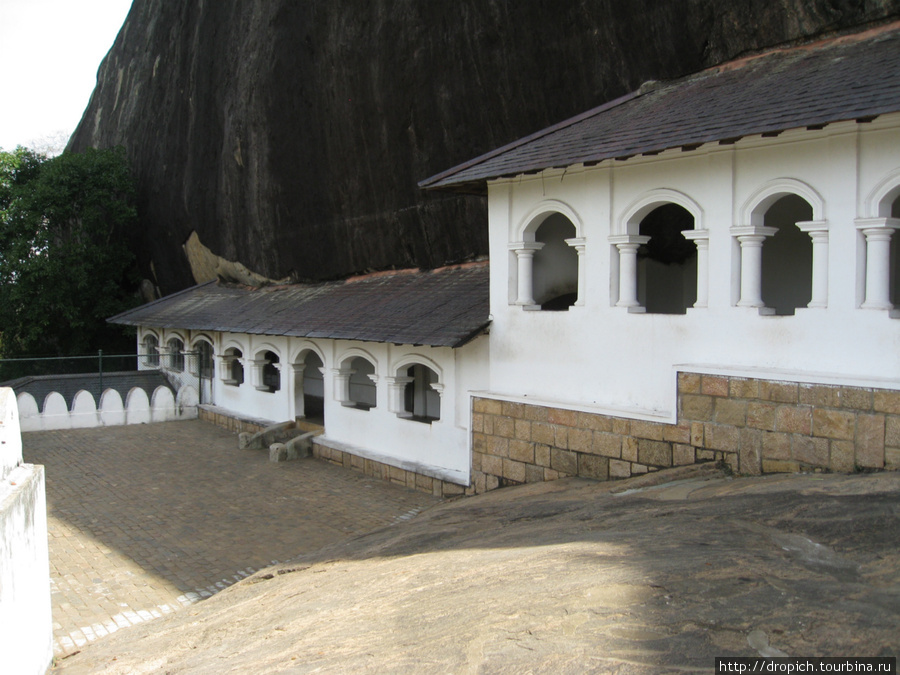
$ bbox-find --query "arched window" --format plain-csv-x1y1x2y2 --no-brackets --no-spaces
637,204,697,314
222,347,244,386
532,214,579,310
348,357,376,409
760,195,813,315
294,350,325,420
259,350,281,393
339,356,377,410
403,364,441,423
166,338,184,372
195,340,214,379
142,335,159,367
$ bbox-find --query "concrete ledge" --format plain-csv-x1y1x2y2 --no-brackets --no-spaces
312,437,468,498
199,405,274,435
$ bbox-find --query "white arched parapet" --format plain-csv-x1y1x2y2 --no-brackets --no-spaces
617,188,705,236
175,385,199,419
161,330,188,355
864,168,900,218
739,178,825,226
221,336,248,354
188,333,216,350
289,341,327,367
516,198,585,241
252,342,282,359
70,390,99,429
140,327,161,342
16,393,40,432
99,389,125,426
41,392,71,430
336,347,379,371
391,354,444,382
125,387,151,425
151,386,177,422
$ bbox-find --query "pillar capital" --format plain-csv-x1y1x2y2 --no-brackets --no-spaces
508,241,545,253
854,217,900,232
609,234,650,247
730,225,778,239
681,228,710,242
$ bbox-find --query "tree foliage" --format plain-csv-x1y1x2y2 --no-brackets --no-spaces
0,146,140,361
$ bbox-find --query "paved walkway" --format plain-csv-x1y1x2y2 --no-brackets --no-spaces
22,420,440,657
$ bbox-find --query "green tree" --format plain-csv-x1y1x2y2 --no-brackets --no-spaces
0,146,139,365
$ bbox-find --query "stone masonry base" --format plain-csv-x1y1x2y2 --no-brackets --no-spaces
310,441,467,499
471,372,900,494
199,406,466,499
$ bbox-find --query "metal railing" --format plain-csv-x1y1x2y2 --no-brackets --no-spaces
0,351,208,404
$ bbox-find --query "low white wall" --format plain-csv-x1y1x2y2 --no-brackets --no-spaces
16,384,199,432
0,388,53,675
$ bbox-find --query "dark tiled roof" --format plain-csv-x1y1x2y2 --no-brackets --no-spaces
109,263,490,348
421,24,900,193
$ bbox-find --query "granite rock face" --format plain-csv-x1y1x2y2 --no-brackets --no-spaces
69,0,900,294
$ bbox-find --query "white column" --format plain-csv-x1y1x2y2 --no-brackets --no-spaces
731,226,777,308
798,221,829,308
251,358,269,390
682,229,710,308
333,367,354,406
218,356,233,382
565,237,587,306
609,234,649,309
856,218,899,310
509,242,544,306
291,363,307,418
385,375,414,417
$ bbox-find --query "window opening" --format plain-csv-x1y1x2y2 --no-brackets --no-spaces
301,351,324,420
761,195,813,315
260,351,281,393
142,335,159,367
403,364,441,423
346,357,376,410
223,348,244,386
637,204,696,314
533,214,578,310
196,340,214,379
167,338,184,372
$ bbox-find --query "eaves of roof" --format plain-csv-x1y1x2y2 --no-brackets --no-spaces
420,21,900,195
108,263,491,349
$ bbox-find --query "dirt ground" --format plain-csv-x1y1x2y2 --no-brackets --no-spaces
54,465,899,674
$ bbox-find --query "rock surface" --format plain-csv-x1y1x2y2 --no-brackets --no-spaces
54,468,899,674
68,1,900,294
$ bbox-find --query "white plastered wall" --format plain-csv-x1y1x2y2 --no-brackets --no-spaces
137,328,490,485
487,115,900,417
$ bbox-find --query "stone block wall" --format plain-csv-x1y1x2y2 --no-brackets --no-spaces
311,440,467,499
199,406,465,498
471,372,899,493
199,405,269,435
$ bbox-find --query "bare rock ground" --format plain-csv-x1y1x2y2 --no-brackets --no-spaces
55,465,900,674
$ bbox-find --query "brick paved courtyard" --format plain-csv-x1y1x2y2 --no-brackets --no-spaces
22,420,440,657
